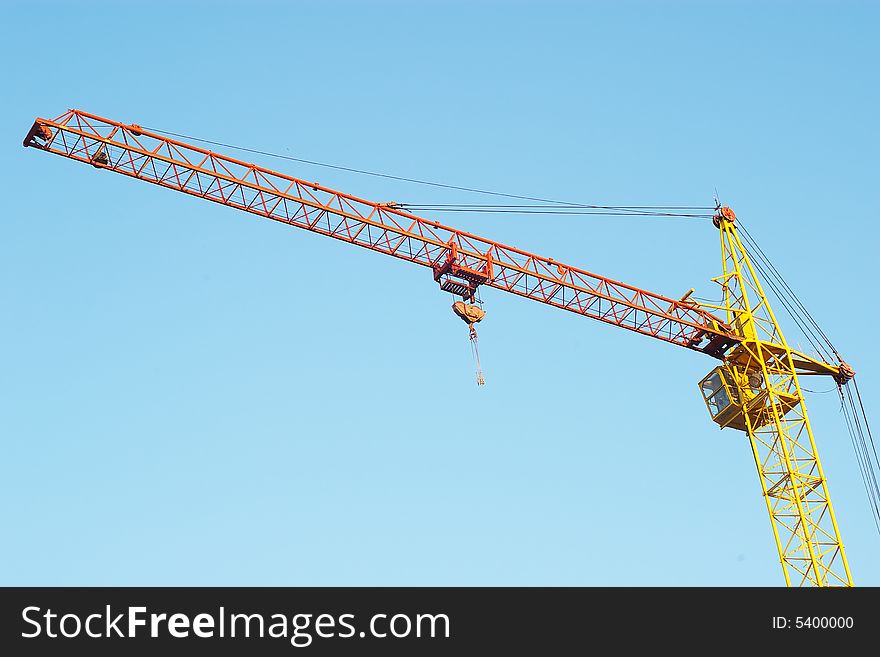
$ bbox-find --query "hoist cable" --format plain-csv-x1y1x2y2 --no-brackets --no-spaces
399,203,714,210
142,125,710,216
854,378,879,465
401,208,712,218
738,222,839,358
846,386,880,531
840,387,880,534
737,238,833,362
402,205,713,218
736,226,835,363
842,385,880,533
845,387,880,531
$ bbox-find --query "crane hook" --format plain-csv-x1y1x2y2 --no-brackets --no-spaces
451,301,486,386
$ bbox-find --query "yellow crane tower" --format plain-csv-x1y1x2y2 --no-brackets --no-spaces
701,207,854,586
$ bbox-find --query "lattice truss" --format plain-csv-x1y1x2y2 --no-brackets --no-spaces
25,110,740,357
716,220,851,587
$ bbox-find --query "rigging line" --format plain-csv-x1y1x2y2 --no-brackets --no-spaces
853,378,879,464
738,222,839,357
737,224,814,328
402,205,712,219
740,230,834,357
848,387,880,503
765,275,832,363
141,124,708,211
402,208,712,218
845,386,880,529
741,241,832,362
404,210,712,217
842,387,880,528
398,203,716,210
849,387,880,511
737,227,834,363
840,388,880,533
744,242,829,360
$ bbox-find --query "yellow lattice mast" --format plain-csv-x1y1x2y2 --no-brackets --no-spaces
698,207,853,586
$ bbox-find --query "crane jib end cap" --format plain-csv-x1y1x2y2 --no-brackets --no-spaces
23,122,53,148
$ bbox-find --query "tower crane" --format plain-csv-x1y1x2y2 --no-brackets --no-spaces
24,109,866,587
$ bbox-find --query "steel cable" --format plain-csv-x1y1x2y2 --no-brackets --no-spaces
739,223,839,359
141,126,711,218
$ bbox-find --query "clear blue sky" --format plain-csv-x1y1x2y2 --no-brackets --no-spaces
1,0,877,586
